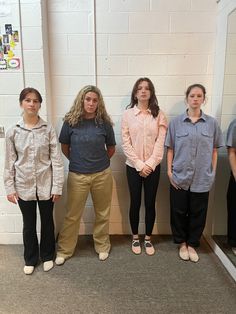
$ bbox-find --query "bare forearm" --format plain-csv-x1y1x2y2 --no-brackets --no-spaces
212,148,218,172
228,147,236,178
61,144,70,159
167,148,174,176
107,145,115,159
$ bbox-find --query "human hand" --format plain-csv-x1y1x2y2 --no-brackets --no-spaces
51,194,61,202
7,193,19,204
139,165,152,177
168,172,181,190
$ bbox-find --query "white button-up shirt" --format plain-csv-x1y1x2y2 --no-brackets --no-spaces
4,117,64,201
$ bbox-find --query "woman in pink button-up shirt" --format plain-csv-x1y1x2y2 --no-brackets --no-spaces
121,77,167,255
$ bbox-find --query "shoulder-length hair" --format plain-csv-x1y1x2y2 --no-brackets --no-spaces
64,85,113,127
127,77,160,118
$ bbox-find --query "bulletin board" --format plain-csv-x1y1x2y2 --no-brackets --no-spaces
0,23,20,70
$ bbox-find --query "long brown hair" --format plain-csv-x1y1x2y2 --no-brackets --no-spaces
127,77,160,118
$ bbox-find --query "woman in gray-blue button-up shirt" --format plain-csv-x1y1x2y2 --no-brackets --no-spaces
226,119,236,256
165,84,224,263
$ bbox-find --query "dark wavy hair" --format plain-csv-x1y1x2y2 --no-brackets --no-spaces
19,87,43,103
127,77,160,118
185,84,206,100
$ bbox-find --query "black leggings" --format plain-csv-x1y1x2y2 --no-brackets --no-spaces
126,165,160,236
18,198,55,266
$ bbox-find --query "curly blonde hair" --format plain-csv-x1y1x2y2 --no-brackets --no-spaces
64,85,113,127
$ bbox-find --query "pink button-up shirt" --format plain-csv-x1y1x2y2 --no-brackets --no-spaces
121,106,168,171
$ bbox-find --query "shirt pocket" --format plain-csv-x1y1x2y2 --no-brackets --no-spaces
201,129,214,153
175,131,189,145
174,131,189,168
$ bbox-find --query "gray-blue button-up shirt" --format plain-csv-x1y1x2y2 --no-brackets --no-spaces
165,111,224,192
226,119,236,148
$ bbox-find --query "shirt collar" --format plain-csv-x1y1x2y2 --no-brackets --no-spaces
133,105,151,116
182,110,206,122
16,116,48,129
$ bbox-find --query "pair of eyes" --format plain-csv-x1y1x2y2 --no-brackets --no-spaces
84,97,98,104
188,94,204,98
24,98,40,104
137,87,150,91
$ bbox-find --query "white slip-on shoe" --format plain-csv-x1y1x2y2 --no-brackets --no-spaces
99,252,109,261
23,266,34,275
179,246,189,261
55,256,65,266
43,260,54,272
188,248,199,263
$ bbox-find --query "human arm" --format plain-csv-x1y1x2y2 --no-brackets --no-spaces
212,148,218,173
228,147,236,180
121,110,145,171
4,128,18,203
61,143,70,159
145,111,168,171
167,147,180,189
106,145,115,159
49,126,64,197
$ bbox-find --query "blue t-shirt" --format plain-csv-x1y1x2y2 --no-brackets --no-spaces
59,119,116,174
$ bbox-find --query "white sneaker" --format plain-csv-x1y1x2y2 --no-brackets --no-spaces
24,266,34,275
55,256,65,265
99,252,109,261
43,260,54,272
232,247,236,255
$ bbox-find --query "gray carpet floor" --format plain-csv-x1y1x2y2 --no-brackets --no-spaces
0,235,236,314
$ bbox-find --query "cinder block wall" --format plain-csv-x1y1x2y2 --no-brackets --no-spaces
0,0,222,243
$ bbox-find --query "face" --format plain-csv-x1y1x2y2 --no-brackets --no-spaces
83,91,99,117
135,81,151,102
20,92,41,116
186,87,205,109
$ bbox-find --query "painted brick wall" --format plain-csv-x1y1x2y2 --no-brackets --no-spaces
0,0,50,243
0,0,223,243
47,0,218,236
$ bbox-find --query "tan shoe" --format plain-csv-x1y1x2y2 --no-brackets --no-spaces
179,246,189,261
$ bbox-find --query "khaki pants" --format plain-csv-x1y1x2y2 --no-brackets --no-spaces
57,168,113,258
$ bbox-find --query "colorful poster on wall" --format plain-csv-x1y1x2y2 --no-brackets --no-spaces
0,23,20,70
